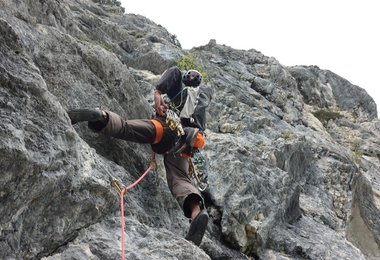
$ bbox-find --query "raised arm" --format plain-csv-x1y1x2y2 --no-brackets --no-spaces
153,89,168,116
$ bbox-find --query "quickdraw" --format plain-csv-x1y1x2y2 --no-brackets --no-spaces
165,108,184,136
110,179,124,195
188,150,208,191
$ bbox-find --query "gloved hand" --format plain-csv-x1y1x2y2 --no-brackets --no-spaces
169,127,205,157
183,127,205,149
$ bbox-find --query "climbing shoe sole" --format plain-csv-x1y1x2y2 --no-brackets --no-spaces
67,108,103,125
185,209,209,246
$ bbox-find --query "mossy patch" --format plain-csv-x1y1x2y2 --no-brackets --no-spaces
312,109,343,125
176,54,209,83
75,34,114,53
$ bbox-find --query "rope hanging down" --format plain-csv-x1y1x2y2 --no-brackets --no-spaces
110,153,156,260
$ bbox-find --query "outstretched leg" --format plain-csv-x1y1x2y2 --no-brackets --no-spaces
67,109,156,143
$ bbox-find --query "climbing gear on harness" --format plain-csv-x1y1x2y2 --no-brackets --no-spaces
109,153,156,260
67,108,104,124
165,109,185,136
182,70,202,87
185,208,208,246
151,119,164,144
188,157,208,191
188,150,208,191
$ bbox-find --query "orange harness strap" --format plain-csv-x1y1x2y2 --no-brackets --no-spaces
151,119,163,144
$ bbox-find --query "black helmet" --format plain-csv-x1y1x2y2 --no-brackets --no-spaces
182,70,202,87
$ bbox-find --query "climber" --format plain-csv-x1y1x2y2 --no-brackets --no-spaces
67,66,213,246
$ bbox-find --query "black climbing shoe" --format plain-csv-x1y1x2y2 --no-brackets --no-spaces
185,209,209,246
67,108,103,125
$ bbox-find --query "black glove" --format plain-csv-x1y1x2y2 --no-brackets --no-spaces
168,127,200,156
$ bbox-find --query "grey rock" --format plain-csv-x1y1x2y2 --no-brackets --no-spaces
1,0,379,259
289,65,377,119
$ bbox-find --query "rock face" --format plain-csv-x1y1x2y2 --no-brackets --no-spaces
0,1,379,259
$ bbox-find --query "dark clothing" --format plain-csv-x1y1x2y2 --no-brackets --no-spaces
150,116,178,154
99,112,156,143
156,67,213,131
156,66,183,99
93,111,177,154
92,110,203,218
180,84,213,131
89,66,211,218
164,152,202,218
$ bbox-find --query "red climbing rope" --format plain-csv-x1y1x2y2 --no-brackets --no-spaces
115,153,156,260
120,189,126,260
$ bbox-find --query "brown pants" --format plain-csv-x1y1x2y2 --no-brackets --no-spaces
93,111,203,218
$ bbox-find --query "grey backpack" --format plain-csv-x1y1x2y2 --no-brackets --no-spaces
180,85,212,131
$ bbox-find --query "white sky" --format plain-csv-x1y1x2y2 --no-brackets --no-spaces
121,0,379,115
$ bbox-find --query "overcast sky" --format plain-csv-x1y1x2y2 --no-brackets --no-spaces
121,0,379,115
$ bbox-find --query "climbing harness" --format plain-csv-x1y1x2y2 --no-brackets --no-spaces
109,153,156,260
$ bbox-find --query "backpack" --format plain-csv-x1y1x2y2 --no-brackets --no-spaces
179,85,213,131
